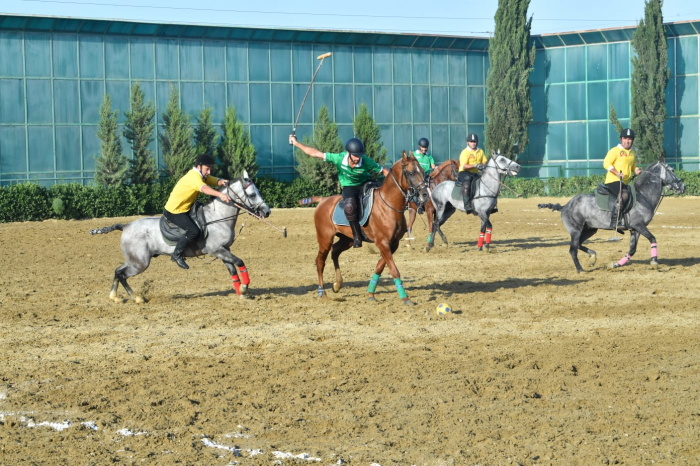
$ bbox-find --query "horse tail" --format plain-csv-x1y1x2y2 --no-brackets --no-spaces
298,196,324,207
89,224,124,235
537,203,563,211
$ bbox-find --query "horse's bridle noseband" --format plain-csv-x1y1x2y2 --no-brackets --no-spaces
381,160,427,212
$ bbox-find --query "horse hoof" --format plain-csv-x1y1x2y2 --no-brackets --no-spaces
485,246,491,254
332,282,341,293
109,291,117,300
319,292,328,300
589,253,597,266
478,247,483,252
112,297,124,304
425,246,432,253
610,262,620,269
650,260,658,270
402,299,415,306
239,293,251,300
367,296,378,303
134,296,145,304
240,285,248,295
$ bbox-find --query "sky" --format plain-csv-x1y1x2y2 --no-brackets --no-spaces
1,0,699,38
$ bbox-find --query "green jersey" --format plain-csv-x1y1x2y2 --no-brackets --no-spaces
325,152,383,187
413,150,435,175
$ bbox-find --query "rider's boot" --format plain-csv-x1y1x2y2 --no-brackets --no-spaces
171,238,190,270
349,220,363,248
461,180,472,212
609,205,619,230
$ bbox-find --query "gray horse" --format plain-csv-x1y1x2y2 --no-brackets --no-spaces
538,160,685,273
90,172,271,302
427,151,521,252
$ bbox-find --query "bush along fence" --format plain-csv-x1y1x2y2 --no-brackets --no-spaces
1,171,698,223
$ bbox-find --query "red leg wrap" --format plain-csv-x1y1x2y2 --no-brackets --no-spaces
239,266,250,285
231,275,242,295
477,234,485,248
485,228,492,244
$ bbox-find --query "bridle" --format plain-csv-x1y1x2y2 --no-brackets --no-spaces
204,177,263,226
379,159,427,213
476,155,519,198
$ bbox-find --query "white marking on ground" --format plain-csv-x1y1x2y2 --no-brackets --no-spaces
26,419,72,431
82,421,98,431
116,428,146,436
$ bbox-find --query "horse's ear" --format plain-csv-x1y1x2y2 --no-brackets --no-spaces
402,150,408,161
242,169,250,180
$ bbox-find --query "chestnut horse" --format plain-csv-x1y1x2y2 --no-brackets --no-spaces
404,159,459,248
313,151,429,304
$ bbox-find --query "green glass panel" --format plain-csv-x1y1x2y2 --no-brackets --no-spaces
272,125,294,169
79,35,103,79
566,122,587,160
609,80,630,119
608,42,629,80
0,32,22,77
373,47,392,84
130,37,154,80
354,85,372,115
394,124,412,156
678,75,698,116
156,81,176,123
677,35,698,75
566,46,586,82
666,38,675,77
545,84,565,122
545,123,566,162
53,34,78,78
467,86,484,124
226,42,248,82
313,84,333,120
106,80,130,123
566,83,586,121
25,33,51,77
55,126,80,170
665,79,675,116
80,80,103,124
180,40,202,81
293,124,312,145
181,82,202,117
586,44,607,81
431,86,448,123
450,124,466,159
271,83,291,124
411,49,429,84
354,47,372,83
105,36,129,79
379,125,393,162
54,80,79,124
250,84,272,123
448,51,466,86
28,126,53,172
337,125,353,144
588,120,610,161
414,124,429,149
270,43,291,82
334,85,353,124
587,82,608,120
0,126,27,173
431,125,448,162
393,49,411,84
250,125,270,168
204,41,226,81
529,49,545,85
292,83,312,125
449,86,466,124
156,39,179,80
374,85,392,123
466,52,484,85
26,79,51,124
545,48,565,84
204,82,225,122
663,118,676,159
82,125,99,170
530,85,545,123
0,79,24,123
312,45,332,83
523,124,545,163
431,50,448,85
678,117,698,158
292,44,311,82
333,46,352,83
394,86,411,123
412,86,429,123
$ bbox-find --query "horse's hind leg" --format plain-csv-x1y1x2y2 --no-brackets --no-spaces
405,203,417,247
331,236,353,292
113,263,147,303
578,227,598,266
568,229,586,273
211,248,249,297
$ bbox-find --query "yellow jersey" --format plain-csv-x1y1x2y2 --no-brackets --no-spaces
458,147,487,174
603,145,637,184
164,168,219,214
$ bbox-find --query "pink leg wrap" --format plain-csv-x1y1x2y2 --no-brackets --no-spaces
650,243,658,258
485,228,492,244
239,266,250,285
617,253,631,267
231,275,242,295
477,234,485,248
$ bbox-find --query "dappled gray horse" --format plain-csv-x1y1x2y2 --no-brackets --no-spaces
427,152,521,252
538,160,685,273
90,173,271,302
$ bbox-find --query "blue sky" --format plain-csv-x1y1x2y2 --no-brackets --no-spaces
2,0,699,37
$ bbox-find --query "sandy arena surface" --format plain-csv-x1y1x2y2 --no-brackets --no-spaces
1,197,699,465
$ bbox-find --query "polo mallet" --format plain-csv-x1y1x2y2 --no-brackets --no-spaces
290,52,332,143
608,178,623,242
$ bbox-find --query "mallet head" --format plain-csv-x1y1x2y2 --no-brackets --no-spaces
316,52,332,60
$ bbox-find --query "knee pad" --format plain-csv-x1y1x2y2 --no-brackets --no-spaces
344,197,359,221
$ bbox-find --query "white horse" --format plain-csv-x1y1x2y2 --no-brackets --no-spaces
90,172,270,302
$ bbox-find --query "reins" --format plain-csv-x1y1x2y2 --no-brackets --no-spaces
378,161,426,213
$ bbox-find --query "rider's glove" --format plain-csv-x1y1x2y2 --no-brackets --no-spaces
476,164,484,171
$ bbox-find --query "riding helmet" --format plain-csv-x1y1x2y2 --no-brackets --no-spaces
620,128,635,139
467,133,479,143
345,138,365,155
195,154,216,167
418,137,430,148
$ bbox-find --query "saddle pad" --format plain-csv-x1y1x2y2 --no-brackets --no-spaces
595,184,637,212
332,191,374,227
451,179,480,200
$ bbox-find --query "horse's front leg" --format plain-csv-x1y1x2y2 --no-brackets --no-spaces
477,214,492,252
370,239,414,306
611,230,640,270
210,248,250,297
331,236,353,293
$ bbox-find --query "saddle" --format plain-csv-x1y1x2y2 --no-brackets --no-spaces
332,189,376,229
159,202,208,246
451,178,498,213
595,184,637,214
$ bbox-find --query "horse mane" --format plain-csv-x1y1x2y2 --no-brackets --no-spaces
430,159,457,179
633,161,660,187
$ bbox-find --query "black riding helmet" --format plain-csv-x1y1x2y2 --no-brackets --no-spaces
345,138,365,156
467,133,478,143
195,154,216,167
620,128,635,139
418,137,430,148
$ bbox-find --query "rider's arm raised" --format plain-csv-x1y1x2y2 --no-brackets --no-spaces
289,135,325,159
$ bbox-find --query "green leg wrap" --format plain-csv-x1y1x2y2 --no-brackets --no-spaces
367,273,381,294
427,233,433,243
394,278,408,299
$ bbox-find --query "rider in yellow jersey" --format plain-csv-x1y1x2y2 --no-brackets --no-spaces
603,128,642,228
458,133,487,212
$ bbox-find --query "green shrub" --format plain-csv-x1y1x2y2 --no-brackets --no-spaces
0,183,52,222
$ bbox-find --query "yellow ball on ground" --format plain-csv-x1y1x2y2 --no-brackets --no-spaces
436,303,451,316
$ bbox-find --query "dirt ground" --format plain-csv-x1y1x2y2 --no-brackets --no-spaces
1,196,699,465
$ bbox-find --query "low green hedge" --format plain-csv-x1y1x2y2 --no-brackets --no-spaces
1,171,697,223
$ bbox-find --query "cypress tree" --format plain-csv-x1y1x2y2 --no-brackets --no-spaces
159,85,195,180
123,81,157,184
218,106,258,179
194,106,219,160
485,0,535,159
295,105,343,193
94,94,128,186
353,102,388,168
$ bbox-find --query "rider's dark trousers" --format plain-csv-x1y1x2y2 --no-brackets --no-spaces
164,210,201,250
605,181,630,205
458,171,477,207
